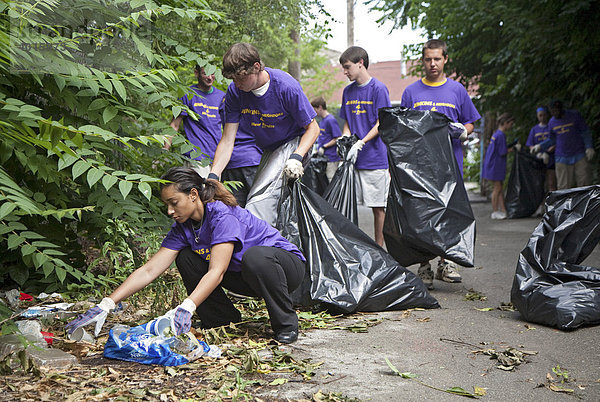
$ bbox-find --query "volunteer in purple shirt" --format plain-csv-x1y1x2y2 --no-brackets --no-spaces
482,113,515,220
399,39,481,288
531,100,595,189
66,167,305,344
339,46,392,247
166,65,262,207
311,96,342,182
526,106,556,193
209,43,319,226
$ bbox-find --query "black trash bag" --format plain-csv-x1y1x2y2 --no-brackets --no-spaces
302,153,329,196
505,151,546,218
378,107,476,267
276,180,440,313
322,135,359,224
511,185,600,330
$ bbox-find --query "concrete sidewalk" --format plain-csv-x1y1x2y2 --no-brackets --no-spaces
259,194,600,401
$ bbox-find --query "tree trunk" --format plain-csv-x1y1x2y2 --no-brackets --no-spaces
347,0,354,47
288,29,301,81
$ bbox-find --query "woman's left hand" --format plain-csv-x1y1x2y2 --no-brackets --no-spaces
172,298,197,335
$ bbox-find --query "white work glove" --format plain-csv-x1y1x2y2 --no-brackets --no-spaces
530,144,541,154
448,122,468,141
536,152,550,165
586,148,595,161
317,147,325,156
514,143,522,151
347,139,365,163
65,297,115,337
283,153,304,180
170,298,196,336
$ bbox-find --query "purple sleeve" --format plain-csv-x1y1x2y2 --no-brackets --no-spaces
374,83,392,113
498,133,508,156
339,89,348,121
161,225,188,251
526,127,536,147
457,88,481,125
282,83,317,128
328,117,342,138
400,89,411,108
224,83,241,124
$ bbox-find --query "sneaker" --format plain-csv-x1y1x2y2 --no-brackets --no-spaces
496,211,507,220
418,263,434,290
436,261,462,283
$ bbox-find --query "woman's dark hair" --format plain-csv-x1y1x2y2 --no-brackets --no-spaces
160,167,238,207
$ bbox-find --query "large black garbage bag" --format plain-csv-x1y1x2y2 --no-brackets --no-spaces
302,153,329,196
276,180,439,313
378,107,476,267
511,185,600,330
505,151,546,218
323,136,358,224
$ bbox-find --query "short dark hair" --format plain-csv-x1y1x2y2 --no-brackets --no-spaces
422,39,448,58
222,43,264,79
339,46,369,69
549,99,563,110
160,167,238,207
311,96,327,110
496,112,514,127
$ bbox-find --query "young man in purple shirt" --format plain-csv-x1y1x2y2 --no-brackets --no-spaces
311,96,342,182
400,39,481,289
526,106,556,197
167,65,262,206
531,100,595,190
209,43,319,226
339,46,392,247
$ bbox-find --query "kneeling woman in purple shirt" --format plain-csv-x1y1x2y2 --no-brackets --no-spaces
482,113,515,220
66,167,305,344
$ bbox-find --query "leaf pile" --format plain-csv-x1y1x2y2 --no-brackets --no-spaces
473,347,538,371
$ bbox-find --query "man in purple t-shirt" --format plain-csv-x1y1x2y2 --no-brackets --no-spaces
531,100,595,190
311,96,342,182
400,39,481,289
167,65,262,206
338,46,392,247
209,43,319,226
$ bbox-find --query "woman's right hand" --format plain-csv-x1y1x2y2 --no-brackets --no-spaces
65,297,115,337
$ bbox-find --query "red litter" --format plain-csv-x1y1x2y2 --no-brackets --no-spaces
41,331,54,345
19,292,33,301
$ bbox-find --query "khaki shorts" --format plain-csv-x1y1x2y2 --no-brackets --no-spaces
355,168,390,208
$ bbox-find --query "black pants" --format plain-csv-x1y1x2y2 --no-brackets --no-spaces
221,165,259,208
175,246,304,333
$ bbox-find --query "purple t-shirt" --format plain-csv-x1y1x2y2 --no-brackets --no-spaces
547,109,590,158
218,96,262,169
400,78,481,171
339,78,391,169
481,129,507,181
161,201,305,272
180,86,224,160
318,114,342,162
224,68,316,151
527,123,554,168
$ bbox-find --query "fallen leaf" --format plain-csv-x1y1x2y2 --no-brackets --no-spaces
416,317,431,322
524,324,536,330
548,383,574,393
473,386,487,396
269,378,288,386
475,307,494,312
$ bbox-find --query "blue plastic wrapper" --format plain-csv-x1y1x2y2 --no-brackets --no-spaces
103,322,210,366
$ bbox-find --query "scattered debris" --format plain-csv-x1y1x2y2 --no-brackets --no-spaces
472,347,538,371
464,289,487,301
498,302,516,311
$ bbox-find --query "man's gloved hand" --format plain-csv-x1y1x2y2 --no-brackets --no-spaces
65,297,115,337
317,147,325,156
448,122,468,141
586,148,596,161
530,144,541,154
536,152,550,164
283,153,304,180
347,139,365,163
514,143,522,151
171,298,196,336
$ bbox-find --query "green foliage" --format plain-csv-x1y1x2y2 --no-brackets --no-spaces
0,0,222,294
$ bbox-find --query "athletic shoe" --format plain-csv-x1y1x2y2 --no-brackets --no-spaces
491,211,500,219
436,261,462,283
496,211,507,220
418,263,434,290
